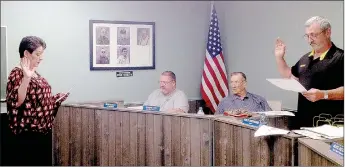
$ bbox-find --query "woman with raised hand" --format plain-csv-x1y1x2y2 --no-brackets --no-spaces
5,36,69,166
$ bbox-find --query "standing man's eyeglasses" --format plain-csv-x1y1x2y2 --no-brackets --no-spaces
303,30,325,40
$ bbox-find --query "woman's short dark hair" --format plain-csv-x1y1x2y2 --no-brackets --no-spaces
19,36,46,58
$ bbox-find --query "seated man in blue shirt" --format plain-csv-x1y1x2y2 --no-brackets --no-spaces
215,72,272,115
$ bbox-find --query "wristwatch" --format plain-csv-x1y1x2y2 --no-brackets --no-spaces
323,90,328,99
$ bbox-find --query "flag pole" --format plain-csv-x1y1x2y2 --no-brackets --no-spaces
209,1,214,21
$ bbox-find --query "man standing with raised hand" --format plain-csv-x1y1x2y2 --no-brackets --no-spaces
274,16,344,129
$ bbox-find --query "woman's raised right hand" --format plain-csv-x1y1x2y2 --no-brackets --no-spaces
20,57,36,78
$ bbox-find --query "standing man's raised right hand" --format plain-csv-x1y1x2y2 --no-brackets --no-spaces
275,38,286,58
274,37,295,79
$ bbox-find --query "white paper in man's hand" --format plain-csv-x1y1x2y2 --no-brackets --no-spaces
267,78,307,92
254,125,290,137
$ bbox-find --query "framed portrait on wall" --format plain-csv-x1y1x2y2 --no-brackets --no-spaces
89,20,155,71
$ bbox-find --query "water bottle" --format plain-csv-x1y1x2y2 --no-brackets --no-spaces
259,113,268,126
197,107,205,115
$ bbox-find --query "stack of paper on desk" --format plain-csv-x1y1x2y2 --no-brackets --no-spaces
292,130,325,140
301,125,343,139
127,106,143,110
254,125,290,137
255,111,295,116
266,78,307,92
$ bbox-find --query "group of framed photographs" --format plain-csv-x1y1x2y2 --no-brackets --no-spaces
89,20,155,71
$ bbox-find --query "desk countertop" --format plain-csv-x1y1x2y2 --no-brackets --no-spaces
298,138,343,166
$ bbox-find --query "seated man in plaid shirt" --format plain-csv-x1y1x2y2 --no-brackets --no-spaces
215,72,272,115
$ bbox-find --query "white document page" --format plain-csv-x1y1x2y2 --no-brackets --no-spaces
254,125,290,137
255,111,295,116
301,125,343,138
127,106,144,110
266,78,307,92
292,130,325,140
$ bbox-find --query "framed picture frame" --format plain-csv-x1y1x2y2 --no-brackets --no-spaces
1,26,8,101
89,20,155,71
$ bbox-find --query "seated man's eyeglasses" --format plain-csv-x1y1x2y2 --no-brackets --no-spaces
159,81,173,85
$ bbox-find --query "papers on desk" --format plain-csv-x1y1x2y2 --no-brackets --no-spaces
255,111,295,116
301,125,343,139
254,125,290,137
292,130,325,140
127,106,143,110
266,78,307,92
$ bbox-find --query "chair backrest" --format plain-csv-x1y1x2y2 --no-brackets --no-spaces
267,100,282,111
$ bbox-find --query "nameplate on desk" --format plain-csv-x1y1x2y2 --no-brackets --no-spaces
104,103,118,108
330,142,344,157
242,118,260,127
143,105,160,111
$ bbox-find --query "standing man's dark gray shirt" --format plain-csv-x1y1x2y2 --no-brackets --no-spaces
215,92,272,114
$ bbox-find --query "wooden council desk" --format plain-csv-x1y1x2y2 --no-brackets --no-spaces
52,103,214,166
52,102,299,166
213,116,301,166
298,138,344,166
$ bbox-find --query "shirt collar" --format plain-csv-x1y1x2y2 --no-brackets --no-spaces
308,46,331,61
232,92,249,100
162,88,177,98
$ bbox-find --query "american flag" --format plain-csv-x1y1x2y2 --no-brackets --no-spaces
201,4,229,113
